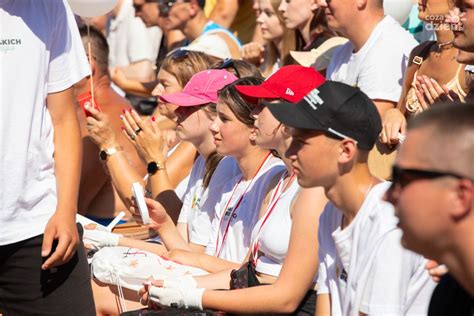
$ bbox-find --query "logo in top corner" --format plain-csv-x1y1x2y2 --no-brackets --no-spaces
285,88,294,96
0,38,22,53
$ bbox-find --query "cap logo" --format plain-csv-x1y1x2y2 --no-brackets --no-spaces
304,88,324,110
285,88,294,96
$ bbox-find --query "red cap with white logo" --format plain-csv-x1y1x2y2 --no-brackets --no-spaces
235,65,325,103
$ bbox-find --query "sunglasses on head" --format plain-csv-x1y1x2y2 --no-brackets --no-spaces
390,165,469,190
216,58,241,78
158,0,189,17
167,47,190,59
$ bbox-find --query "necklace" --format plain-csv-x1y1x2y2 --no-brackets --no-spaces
437,40,454,51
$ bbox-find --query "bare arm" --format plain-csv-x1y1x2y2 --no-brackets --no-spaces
85,106,144,209
41,87,82,269
315,294,331,316
120,60,155,82
164,249,241,273
373,99,396,120
208,0,239,28
200,186,327,313
110,67,158,97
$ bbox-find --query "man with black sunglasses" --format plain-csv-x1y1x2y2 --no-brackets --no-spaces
385,103,474,315
268,81,435,315
153,0,242,59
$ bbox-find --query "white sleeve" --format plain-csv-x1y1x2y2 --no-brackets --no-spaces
48,0,90,93
357,44,409,103
316,208,331,295
127,17,154,63
359,229,431,315
177,189,192,224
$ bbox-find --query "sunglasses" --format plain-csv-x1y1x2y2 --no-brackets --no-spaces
216,58,241,78
390,165,469,190
166,47,190,59
133,0,159,12
158,0,189,17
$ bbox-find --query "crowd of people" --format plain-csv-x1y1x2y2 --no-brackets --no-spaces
1,0,473,315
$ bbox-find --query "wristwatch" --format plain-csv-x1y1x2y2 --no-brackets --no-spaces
147,161,165,175
99,146,121,161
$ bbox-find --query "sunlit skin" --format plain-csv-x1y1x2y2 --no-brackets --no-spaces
279,0,317,31
251,102,285,149
453,0,474,53
133,0,160,27
285,128,340,189
152,69,182,120
209,101,256,158
174,105,213,143
257,0,285,42
384,129,458,258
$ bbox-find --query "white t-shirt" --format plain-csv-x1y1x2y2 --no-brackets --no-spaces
327,15,418,102
252,178,301,277
187,156,241,246
0,0,90,245
205,155,285,263
317,182,435,315
107,0,161,68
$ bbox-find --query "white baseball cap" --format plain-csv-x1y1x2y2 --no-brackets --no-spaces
182,34,232,60
290,37,349,71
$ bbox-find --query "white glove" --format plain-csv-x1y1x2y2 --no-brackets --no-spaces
163,275,197,290
149,286,205,310
83,228,121,250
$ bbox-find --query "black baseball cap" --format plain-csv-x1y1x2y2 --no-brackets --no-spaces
265,81,381,150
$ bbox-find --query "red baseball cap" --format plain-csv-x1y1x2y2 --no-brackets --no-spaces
235,65,325,103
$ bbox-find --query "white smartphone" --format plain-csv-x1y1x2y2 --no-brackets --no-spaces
132,182,150,225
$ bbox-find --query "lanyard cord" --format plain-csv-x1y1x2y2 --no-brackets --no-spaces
251,171,296,266
215,152,273,258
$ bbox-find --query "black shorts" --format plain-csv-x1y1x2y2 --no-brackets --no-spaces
0,224,95,316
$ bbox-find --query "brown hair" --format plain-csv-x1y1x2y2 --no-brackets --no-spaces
201,102,224,188
262,0,297,76
296,7,335,50
79,25,109,76
218,76,265,127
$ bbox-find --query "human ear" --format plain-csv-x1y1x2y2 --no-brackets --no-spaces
450,179,473,221
337,139,358,164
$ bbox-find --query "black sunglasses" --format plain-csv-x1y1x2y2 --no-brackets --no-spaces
158,0,189,17
216,58,241,78
390,166,469,190
133,0,159,12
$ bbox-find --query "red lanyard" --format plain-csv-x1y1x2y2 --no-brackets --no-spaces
251,172,296,266
215,152,272,258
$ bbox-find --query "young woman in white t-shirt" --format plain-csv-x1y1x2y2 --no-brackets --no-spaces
137,74,328,315
91,73,286,315
89,68,241,315
85,51,215,222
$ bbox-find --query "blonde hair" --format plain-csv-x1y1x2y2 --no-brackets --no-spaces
160,51,219,87
261,0,296,77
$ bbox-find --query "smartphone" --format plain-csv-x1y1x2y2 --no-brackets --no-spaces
132,182,150,225
77,91,100,117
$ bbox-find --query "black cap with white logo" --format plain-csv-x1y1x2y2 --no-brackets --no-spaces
265,81,381,150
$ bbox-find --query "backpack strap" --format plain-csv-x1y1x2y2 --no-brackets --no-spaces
398,40,437,114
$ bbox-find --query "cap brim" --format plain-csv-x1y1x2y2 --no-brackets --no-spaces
290,51,319,68
160,92,213,107
235,85,280,100
265,100,324,131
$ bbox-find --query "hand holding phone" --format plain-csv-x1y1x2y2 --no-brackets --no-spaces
77,91,100,117
132,182,150,225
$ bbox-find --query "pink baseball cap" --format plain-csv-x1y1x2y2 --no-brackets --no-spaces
160,69,238,107
235,65,325,103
